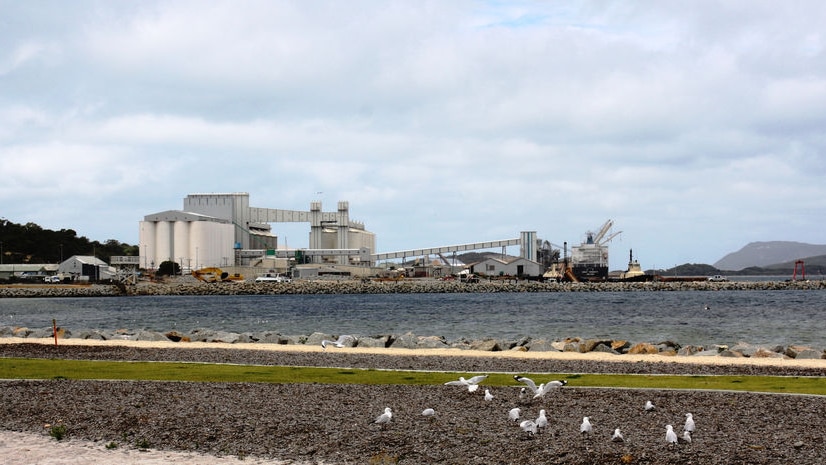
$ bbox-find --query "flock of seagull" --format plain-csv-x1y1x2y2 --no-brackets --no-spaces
321,337,698,446
373,373,697,447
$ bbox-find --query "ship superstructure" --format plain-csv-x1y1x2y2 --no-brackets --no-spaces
570,220,621,281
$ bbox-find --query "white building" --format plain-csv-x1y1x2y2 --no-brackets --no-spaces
469,256,543,278
139,193,375,270
58,255,116,281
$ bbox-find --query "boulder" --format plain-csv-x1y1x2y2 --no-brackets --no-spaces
470,339,501,352
611,340,631,352
627,342,658,355
752,348,787,358
358,335,391,348
591,343,620,355
415,335,449,349
794,349,824,360
526,339,558,352
390,332,420,349
134,330,169,342
718,349,745,357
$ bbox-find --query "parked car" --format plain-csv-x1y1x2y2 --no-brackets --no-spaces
707,275,728,282
43,276,61,283
255,274,291,283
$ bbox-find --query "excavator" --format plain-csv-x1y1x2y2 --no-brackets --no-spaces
191,267,245,283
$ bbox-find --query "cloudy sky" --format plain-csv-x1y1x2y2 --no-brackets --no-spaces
2,1,824,270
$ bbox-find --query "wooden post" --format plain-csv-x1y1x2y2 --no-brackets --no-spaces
52,319,58,347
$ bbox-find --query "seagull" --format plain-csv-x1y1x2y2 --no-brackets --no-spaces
535,409,548,428
321,334,355,351
519,419,538,435
644,400,655,411
580,416,593,434
375,407,392,424
445,375,488,392
611,428,624,442
684,413,695,433
421,408,435,417
484,389,494,401
508,407,521,421
680,430,692,444
666,425,678,444
513,375,567,398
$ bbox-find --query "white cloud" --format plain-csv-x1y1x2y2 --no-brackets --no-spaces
1,0,824,269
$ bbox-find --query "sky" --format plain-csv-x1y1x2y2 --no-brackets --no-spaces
1,0,824,270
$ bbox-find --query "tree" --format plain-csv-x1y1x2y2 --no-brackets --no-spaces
156,260,181,276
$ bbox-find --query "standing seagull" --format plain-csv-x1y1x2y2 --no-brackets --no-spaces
580,416,593,435
644,400,656,411
535,410,548,429
375,407,393,424
321,335,355,351
684,413,695,433
680,430,692,444
445,375,488,392
666,425,678,444
611,428,624,442
484,389,494,401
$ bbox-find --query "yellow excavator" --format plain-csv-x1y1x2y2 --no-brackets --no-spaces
191,267,245,283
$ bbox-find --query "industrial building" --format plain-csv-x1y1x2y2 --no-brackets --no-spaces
139,193,375,272
138,192,555,279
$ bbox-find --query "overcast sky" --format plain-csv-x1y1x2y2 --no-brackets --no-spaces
2,1,824,270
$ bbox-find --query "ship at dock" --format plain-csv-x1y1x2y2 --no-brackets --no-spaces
569,220,620,282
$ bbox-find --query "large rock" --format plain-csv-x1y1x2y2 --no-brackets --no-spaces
794,349,824,359
627,342,658,355
357,335,391,348
470,339,501,352
134,330,170,342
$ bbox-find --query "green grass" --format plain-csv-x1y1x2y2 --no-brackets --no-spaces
1,357,824,395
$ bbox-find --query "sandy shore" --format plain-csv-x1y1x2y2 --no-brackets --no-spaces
3,336,824,368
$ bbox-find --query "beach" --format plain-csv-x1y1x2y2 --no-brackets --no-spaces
2,338,825,464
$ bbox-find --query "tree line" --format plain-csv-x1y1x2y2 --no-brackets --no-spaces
0,218,137,265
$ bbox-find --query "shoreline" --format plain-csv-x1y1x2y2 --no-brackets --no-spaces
3,337,824,369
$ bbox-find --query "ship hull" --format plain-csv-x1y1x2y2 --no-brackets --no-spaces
572,264,608,282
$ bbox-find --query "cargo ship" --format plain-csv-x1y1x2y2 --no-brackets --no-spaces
569,220,620,282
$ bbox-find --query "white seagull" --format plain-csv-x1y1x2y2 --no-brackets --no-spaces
513,375,567,398
684,413,695,433
644,400,656,411
680,430,692,444
611,428,624,442
375,407,393,424
508,407,521,421
321,334,355,350
535,409,548,428
666,424,678,444
580,416,593,434
421,408,435,417
519,419,538,435
444,374,488,392
484,389,494,401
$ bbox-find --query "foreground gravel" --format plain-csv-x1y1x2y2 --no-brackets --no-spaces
2,344,825,464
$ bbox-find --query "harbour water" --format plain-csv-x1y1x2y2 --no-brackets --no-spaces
3,289,826,348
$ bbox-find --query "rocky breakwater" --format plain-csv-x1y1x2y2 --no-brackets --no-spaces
4,325,824,361
1,279,825,298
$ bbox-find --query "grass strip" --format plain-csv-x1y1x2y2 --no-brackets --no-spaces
1,358,824,395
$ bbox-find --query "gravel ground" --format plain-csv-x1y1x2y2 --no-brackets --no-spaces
2,343,826,464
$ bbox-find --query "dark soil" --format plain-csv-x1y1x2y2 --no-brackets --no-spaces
2,343,825,464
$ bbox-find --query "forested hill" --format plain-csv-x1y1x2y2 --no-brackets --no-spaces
0,219,137,264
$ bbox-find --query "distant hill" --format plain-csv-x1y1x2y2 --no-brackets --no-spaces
714,241,826,271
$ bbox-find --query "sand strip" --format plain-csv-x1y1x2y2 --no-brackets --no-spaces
2,337,824,369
